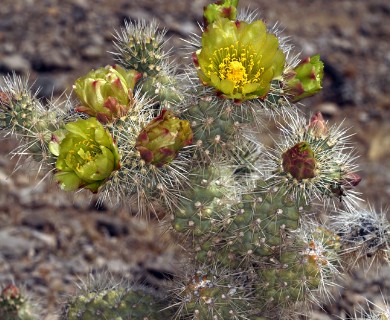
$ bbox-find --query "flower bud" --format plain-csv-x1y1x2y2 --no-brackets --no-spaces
284,54,324,103
0,92,10,107
203,0,239,26
340,172,362,189
307,112,328,138
73,65,141,123
1,285,20,301
135,110,193,167
54,117,120,193
282,142,317,181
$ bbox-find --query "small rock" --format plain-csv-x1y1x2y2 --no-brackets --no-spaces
0,54,31,74
368,123,390,161
0,169,12,186
1,42,16,54
0,227,37,258
31,47,75,72
81,45,103,60
31,73,70,98
21,210,56,232
95,215,129,237
316,102,340,117
16,183,46,208
107,258,128,273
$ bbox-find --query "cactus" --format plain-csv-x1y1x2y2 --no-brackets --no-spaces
1,0,389,319
170,266,255,319
0,285,40,320
61,275,173,320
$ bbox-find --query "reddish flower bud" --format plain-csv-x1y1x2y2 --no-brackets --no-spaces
73,65,140,123
341,172,362,189
307,112,328,138
282,142,317,181
1,284,20,300
0,92,10,107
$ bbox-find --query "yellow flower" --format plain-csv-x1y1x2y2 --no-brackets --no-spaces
194,18,285,101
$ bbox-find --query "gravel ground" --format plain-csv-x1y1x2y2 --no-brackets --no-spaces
0,0,389,319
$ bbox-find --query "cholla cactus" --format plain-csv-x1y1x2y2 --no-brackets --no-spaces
0,74,66,167
1,0,389,319
330,206,390,269
263,110,361,208
0,285,40,320
61,273,173,320
170,265,254,319
111,19,168,78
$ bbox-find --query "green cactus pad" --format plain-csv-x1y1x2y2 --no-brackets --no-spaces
140,73,183,106
0,77,63,164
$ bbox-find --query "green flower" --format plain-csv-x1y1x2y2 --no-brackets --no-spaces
74,65,141,123
135,110,193,167
194,18,285,101
284,54,324,102
54,117,120,193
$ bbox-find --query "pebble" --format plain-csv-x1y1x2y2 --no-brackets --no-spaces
31,73,70,98
368,123,390,161
0,54,31,74
0,227,42,258
80,45,103,60
107,259,129,273
316,102,340,117
95,215,129,237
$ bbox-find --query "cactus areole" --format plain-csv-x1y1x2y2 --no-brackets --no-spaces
282,141,317,181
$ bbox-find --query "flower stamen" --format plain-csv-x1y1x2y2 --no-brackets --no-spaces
207,46,263,94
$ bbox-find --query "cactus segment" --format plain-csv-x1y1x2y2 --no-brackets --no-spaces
63,285,172,320
0,285,39,320
171,268,252,320
112,20,168,78
256,227,340,309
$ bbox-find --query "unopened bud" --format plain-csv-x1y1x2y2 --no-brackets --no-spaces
135,110,193,167
1,284,20,300
284,54,324,103
282,142,317,181
307,112,328,138
74,65,141,123
341,172,362,189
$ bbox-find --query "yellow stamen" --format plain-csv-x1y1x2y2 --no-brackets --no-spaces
225,60,247,85
207,45,263,93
